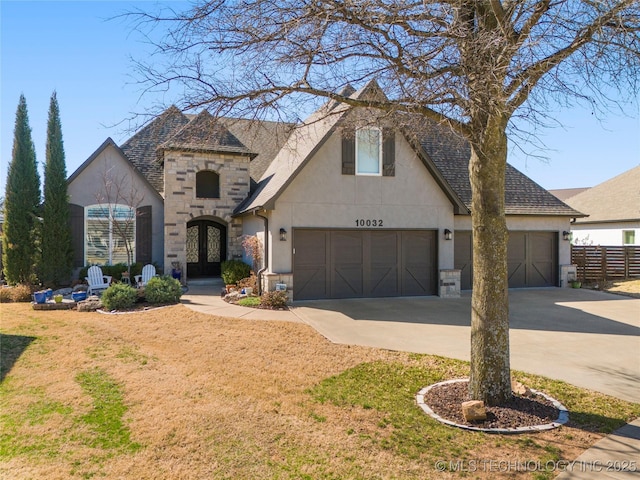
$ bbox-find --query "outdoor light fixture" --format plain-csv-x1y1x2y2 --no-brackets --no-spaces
562,231,571,241
444,229,452,241
279,228,287,241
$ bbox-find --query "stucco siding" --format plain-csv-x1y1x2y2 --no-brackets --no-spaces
67,143,165,268
270,131,455,273
571,222,640,246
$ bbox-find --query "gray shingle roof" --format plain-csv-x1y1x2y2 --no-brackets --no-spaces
562,165,640,223
233,98,581,217
218,117,295,188
548,187,590,202
120,106,190,194
161,110,252,156
117,94,581,218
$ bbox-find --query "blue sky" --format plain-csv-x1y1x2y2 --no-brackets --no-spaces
2,0,639,198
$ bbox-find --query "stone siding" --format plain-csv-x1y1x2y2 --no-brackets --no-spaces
163,151,251,278
439,269,461,298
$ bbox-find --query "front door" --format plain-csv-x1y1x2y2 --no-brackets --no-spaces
186,220,226,277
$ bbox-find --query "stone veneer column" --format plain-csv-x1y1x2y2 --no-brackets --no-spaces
439,269,461,298
163,150,251,279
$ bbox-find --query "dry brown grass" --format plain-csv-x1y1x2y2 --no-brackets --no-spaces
603,278,640,298
0,303,626,479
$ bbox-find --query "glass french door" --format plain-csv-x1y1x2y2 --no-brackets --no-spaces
186,220,226,277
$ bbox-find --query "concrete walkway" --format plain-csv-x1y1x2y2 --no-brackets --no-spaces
182,283,640,479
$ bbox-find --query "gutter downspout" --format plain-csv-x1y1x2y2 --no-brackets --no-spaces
254,210,269,296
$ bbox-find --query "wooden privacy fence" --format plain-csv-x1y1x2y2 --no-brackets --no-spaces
571,245,640,281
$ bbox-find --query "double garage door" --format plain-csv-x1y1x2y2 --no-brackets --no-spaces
293,229,437,300
455,231,558,290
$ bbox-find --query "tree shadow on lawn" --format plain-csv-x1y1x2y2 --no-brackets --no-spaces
0,333,36,382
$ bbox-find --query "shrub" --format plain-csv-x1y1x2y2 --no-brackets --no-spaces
221,260,251,285
0,286,28,303
101,283,137,311
241,235,263,270
0,288,12,303
144,276,182,304
260,290,289,309
11,284,34,302
237,273,257,291
237,296,261,307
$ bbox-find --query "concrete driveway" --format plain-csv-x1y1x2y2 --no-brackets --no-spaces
291,288,640,403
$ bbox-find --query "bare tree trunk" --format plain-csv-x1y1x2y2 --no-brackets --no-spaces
468,115,511,406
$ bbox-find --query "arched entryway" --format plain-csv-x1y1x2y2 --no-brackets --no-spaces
186,219,227,277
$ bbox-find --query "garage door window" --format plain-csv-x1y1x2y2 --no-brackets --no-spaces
356,127,382,175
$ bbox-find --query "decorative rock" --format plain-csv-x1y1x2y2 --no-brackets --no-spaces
225,291,241,301
512,380,533,397
461,400,487,422
77,297,102,312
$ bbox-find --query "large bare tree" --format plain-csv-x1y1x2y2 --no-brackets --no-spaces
130,0,639,405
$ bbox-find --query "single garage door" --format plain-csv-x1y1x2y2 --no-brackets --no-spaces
293,229,437,300
455,231,558,290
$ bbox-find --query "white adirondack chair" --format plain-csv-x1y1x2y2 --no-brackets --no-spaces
85,266,112,295
135,264,156,288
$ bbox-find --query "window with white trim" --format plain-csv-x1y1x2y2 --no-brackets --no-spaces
85,204,135,265
355,127,382,175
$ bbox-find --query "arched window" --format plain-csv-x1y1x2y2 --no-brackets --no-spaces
196,170,220,198
85,204,135,265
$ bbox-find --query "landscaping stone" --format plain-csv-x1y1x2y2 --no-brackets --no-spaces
461,400,487,422
512,380,532,397
77,296,102,312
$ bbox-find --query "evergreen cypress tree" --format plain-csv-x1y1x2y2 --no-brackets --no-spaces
41,91,73,286
2,95,41,284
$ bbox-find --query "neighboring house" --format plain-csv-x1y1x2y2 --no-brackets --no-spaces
547,188,590,202
68,81,581,299
550,165,640,246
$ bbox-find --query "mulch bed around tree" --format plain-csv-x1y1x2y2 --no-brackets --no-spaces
424,380,560,429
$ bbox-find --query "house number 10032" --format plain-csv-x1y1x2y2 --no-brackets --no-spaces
355,219,384,227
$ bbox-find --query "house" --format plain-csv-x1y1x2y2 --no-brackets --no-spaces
550,165,640,246
67,81,581,299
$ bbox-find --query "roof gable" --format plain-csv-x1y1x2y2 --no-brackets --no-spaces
67,137,163,203
234,83,383,214
68,137,121,185
160,110,253,156
234,85,580,217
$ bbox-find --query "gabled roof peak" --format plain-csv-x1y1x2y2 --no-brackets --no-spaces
160,108,252,156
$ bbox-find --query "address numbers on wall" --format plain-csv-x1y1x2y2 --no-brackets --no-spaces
355,219,384,227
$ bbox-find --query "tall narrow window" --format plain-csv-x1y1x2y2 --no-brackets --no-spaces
85,204,135,265
355,127,382,175
196,170,220,198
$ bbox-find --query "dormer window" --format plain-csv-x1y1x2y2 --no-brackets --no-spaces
342,126,395,177
356,127,382,176
196,170,220,198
